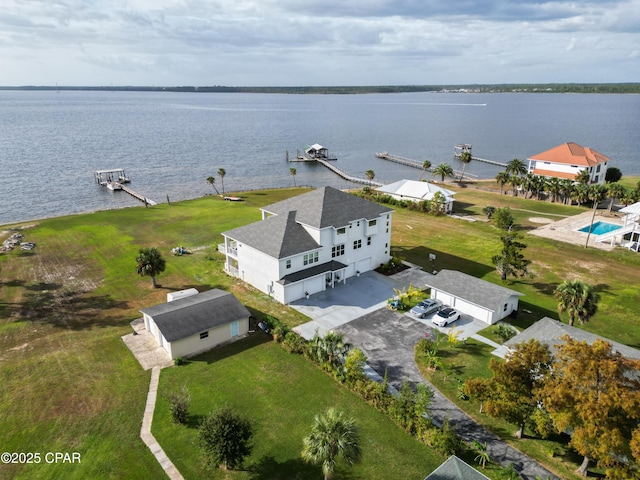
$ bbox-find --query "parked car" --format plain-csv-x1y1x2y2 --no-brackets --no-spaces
410,299,443,318
432,307,461,327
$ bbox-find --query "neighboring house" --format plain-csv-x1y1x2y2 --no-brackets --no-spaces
527,142,609,184
425,455,490,480
221,186,394,304
140,289,251,360
504,317,640,363
424,270,523,325
375,179,456,213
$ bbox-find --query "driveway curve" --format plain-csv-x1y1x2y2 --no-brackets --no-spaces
336,308,559,480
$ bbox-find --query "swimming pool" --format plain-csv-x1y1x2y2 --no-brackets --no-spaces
578,221,622,235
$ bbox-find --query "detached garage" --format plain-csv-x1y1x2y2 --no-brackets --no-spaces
141,288,251,359
424,270,523,325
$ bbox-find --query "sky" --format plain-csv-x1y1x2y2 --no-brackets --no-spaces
2,0,639,86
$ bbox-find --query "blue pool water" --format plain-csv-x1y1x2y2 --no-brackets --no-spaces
579,221,622,235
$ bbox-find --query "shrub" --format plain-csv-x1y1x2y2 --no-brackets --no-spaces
495,324,517,342
344,348,367,384
429,418,462,456
264,315,290,342
199,407,253,470
493,207,514,230
174,356,185,366
281,331,307,354
482,205,496,219
168,385,190,424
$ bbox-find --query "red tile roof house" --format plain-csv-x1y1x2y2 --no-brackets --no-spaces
527,142,610,184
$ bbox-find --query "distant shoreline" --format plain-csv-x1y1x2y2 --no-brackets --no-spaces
2,83,640,94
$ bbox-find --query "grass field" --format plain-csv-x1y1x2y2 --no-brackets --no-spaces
153,334,444,479
1,183,639,478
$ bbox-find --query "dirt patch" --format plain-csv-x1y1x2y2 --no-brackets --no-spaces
529,217,554,224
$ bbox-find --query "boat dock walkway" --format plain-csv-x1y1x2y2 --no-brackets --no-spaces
316,158,383,187
95,169,157,206
375,152,477,179
121,185,157,206
453,151,508,167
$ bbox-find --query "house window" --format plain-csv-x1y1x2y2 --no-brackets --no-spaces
286,259,291,269
368,219,377,227
332,244,345,257
386,228,389,233
336,227,346,235
367,237,372,246
303,251,319,265
594,175,599,183
200,331,209,340
353,239,362,249
503,304,508,312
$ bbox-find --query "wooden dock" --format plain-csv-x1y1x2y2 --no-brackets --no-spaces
95,169,157,206
375,152,477,179
316,159,383,187
454,144,508,167
121,185,157,206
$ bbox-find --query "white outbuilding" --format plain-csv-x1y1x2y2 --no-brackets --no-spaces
424,270,523,325
375,179,456,213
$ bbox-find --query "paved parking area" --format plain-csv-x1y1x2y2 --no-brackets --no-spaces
292,271,403,339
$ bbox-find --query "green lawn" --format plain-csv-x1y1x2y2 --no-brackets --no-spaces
154,335,444,479
1,184,639,478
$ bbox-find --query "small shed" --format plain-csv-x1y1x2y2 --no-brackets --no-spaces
424,270,523,325
140,289,251,359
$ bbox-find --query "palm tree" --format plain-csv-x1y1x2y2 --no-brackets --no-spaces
495,171,510,195
505,158,527,177
302,408,362,480
473,441,490,469
218,168,226,195
571,183,590,206
619,187,638,207
606,182,625,212
560,179,575,204
554,279,599,326
521,173,535,199
136,247,166,288
584,184,608,248
507,175,521,197
290,167,297,187
419,159,432,180
575,169,591,185
458,150,472,183
365,169,375,186
206,176,220,195
545,177,562,203
308,331,351,373
432,163,454,182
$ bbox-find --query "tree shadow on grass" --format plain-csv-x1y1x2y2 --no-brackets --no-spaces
392,245,494,278
248,455,319,480
16,289,130,330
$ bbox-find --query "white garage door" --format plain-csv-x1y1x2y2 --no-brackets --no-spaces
452,298,492,324
432,290,454,306
357,257,372,273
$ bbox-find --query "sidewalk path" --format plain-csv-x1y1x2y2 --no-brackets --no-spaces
141,367,185,480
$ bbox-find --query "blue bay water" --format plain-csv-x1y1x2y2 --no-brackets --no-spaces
1,90,638,225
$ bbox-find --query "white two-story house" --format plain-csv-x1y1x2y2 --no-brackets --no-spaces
527,142,610,184
220,187,394,304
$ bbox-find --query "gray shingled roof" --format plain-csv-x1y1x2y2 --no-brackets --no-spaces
277,260,347,285
504,317,640,361
424,270,523,311
425,455,490,480
140,289,250,342
261,186,393,229
223,210,321,259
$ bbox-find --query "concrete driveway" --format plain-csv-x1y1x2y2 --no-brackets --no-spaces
336,309,558,480
291,271,402,339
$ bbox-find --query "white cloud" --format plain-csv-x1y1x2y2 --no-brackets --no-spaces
1,0,638,85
